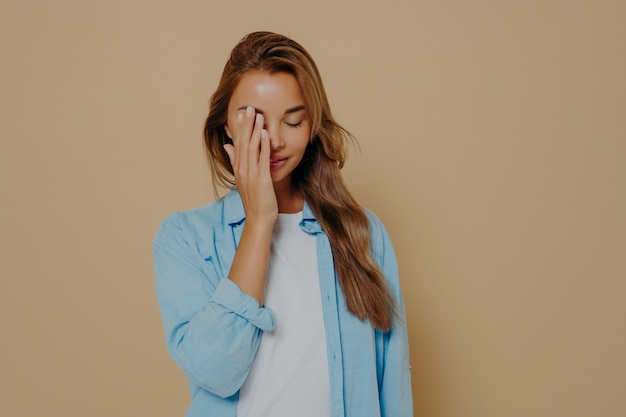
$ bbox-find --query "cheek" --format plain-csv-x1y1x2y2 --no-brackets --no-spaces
290,123,311,144
291,130,311,153
224,115,237,138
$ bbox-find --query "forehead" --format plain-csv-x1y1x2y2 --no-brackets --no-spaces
229,70,305,113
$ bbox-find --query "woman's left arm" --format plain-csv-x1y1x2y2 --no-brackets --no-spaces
367,211,414,417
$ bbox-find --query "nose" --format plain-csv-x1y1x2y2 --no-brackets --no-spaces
265,122,285,150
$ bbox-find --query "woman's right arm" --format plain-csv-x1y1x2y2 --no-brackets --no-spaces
153,213,274,398
153,108,276,398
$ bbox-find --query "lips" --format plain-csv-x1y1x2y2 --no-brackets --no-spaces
269,155,287,169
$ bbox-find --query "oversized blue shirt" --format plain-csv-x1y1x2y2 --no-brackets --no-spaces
153,189,413,417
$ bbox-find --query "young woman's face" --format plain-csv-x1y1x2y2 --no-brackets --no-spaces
225,70,311,189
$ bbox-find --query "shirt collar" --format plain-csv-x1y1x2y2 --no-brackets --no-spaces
223,188,246,225
300,200,322,234
223,188,323,234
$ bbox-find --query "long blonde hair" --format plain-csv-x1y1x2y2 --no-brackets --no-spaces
204,32,397,331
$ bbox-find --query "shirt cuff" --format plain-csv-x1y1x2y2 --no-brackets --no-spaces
211,278,275,331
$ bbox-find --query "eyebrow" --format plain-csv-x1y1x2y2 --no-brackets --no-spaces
236,105,305,115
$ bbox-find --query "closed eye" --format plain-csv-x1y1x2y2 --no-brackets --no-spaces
285,121,303,128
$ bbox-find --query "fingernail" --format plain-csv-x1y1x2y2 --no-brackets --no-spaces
237,112,243,122
255,113,262,125
246,106,254,117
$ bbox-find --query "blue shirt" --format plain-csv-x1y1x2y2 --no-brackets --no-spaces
153,189,413,417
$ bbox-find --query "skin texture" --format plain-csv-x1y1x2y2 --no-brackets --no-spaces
221,71,311,305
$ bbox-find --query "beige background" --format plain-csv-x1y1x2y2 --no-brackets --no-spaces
1,1,625,416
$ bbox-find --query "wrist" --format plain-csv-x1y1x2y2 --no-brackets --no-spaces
242,218,275,234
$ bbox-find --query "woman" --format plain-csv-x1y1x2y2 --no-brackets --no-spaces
153,31,413,417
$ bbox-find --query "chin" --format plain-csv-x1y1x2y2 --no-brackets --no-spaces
271,172,293,187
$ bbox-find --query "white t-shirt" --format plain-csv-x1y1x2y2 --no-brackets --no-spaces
236,212,331,417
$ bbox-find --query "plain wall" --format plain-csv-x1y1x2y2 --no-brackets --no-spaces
1,1,625,416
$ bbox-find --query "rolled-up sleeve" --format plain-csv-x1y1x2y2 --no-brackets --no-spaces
153,213,274,399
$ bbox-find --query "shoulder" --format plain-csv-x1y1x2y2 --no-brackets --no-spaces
363,208,393,248
362,208,403,296
362,208,398,264
363,208,384,232
153,196,231,249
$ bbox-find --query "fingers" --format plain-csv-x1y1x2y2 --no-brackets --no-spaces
259,129,270,173
234,108,251,172
247,113,264,174
231,106,265,178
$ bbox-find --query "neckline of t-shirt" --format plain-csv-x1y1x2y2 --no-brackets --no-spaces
275,211,303,225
